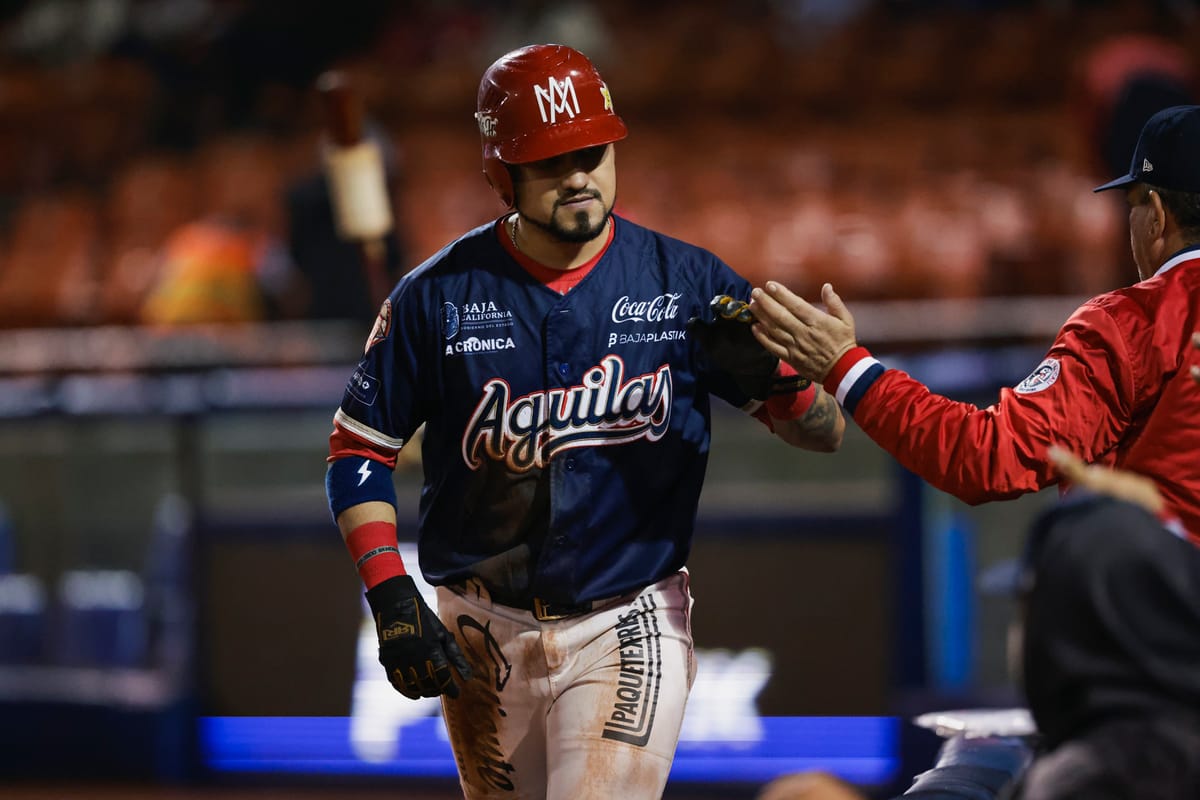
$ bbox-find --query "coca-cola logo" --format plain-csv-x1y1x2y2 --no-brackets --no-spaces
610,293,682,324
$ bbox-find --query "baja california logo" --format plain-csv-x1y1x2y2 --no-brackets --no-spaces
442,301,460,340
534,75,579,124
462,355,672,472
1015,358,1060,394
364,299,392,353
445,299,515,335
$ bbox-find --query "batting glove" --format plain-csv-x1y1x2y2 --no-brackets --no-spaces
687,294,809,400
365,575,473,699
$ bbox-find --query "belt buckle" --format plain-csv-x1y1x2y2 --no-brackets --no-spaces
532,597,572,621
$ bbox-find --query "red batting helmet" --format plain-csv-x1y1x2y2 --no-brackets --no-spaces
475,44,627,207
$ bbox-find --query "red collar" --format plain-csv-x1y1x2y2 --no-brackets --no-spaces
496,217,615,294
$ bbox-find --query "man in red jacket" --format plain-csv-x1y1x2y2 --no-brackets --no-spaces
750,104,1200,545
749,104,1200,800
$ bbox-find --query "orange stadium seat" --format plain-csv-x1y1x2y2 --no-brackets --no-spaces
0,190,101,328
48,58,158,185
99,155,199,324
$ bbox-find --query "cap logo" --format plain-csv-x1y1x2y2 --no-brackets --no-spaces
534,75,579,124
476,112,498,138
1143,157,1154,173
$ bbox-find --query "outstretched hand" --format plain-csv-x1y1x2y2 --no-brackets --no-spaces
749,282,859,383
1047,446,1164,515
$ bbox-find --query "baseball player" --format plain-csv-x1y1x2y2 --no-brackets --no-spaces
325,44,845,799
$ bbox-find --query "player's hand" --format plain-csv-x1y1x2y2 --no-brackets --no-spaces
1047,445,1164,515
365,575,473,699
750,282,858,383
686,295,806,400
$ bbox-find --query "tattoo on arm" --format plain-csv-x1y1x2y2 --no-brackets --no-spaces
798,388,839,439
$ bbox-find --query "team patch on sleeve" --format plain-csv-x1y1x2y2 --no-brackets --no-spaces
364,299,392,354
1015,358,1060,394
346,365,381,406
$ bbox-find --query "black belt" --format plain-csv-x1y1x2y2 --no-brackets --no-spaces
496,593,595,621
458,581,596,621
527,597,594,621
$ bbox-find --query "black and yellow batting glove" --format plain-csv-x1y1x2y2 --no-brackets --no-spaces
365,575,473,699
686,294,808,400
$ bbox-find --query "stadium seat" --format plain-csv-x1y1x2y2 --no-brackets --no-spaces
0,506,47,664
53,569,147,669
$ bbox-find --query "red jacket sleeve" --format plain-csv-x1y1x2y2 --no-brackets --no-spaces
825,303,1134,505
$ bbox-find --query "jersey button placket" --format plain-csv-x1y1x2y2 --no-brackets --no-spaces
546,305,578,554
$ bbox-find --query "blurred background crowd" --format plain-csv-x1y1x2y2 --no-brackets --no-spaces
0,0,1197,332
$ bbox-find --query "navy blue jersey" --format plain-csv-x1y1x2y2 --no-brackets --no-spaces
330,215,756,604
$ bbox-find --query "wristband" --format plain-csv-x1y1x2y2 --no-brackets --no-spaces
822,346,885,415
765,361,817,420
345,520,406,589
327,456,397,518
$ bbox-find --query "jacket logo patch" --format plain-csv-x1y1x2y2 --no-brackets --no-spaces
1015,358,1060,394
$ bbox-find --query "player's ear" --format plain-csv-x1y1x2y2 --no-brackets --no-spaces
1148,189,1167,236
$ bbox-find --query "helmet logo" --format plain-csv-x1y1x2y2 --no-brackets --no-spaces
534,76,580,124
600,85,613,111
476,112,498,138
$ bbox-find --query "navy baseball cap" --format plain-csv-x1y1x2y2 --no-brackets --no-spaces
1094,104,1200,193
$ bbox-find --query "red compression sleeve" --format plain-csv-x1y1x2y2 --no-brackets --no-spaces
345,520,406,589
765,360,817,420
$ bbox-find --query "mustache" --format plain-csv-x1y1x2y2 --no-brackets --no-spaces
555,190,601,208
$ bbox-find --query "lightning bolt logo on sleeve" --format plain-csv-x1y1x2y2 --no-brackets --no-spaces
326,456,397,517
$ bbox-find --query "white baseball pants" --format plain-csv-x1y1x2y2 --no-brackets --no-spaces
435,569,696,800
